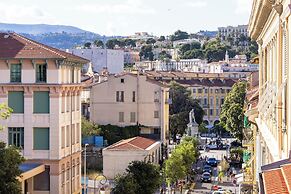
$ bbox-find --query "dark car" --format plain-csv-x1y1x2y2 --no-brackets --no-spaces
207,158,218,167
201,172,211,183
203,165,212,174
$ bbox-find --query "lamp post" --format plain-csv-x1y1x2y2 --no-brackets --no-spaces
94,175,107,194
84,143,89,194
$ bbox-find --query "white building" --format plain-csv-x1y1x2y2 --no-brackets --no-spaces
67,48,124,74
218,25,248,38
103,136,161,179
90,73,170,143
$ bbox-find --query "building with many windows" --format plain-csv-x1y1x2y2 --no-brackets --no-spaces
0,32,88,194
248,0,291,193
145,71,237,126
90,73,170,143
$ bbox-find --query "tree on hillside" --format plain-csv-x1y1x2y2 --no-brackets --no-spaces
0,103,25,193
169,82,204,140
220,81,247,141
84,42,92,48
113,161,161,194
170,30,189,41
146,38,156,45
158,36,166,41
139,45,154,61
93,40,104,48
106,39,121,49
159,50,172,60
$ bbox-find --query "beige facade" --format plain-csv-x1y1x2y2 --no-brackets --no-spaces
102,137,161,179
0,33,88,194
249,0,291,186
90,73,170,143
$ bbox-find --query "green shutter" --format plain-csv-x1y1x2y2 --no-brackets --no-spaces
33,91,50,113
8,91,24,113
33,128,49,150
10,64,21,82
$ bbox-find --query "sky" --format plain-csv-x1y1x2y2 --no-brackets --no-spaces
0,0,253,36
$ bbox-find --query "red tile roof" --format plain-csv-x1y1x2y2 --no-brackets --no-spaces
105,136,158,151
282,164,291,192
0,32,89,63
263,169,289,194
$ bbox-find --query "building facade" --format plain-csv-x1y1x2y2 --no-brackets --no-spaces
249,0,291,192
68,48,124,74
0,33,88,194
103,136,161,179
90,73,170,143
218,25,248,40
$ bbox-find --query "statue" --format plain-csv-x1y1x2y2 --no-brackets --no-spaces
187,109,199,137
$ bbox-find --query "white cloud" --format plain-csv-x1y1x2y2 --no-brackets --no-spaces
235,0,252,15
187,0,208,8
76,0,156,15
0,4,56,24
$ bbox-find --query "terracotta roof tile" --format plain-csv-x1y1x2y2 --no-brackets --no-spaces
0,32,89,63
263,169,289,194
282,164,291,192
106,136,158,151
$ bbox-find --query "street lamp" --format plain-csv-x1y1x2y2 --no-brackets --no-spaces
84,143,89,194
94,175,107,194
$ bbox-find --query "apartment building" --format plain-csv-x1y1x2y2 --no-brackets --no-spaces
90,73,170,143
145,71,236,126
249,0,291,193
67,48,124,74
218,25,248,39
0,32,88,194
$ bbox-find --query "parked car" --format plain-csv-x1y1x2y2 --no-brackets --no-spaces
211,185,222,191
201,172,211,183
203,165,212,174
207,158,218,167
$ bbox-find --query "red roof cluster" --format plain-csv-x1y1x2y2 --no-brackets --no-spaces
105,136,158,151
262,164,291,194
0,32,88,63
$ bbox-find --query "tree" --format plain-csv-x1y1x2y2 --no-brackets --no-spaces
0,104,24,193
81,117,101,137
84,42,92,48
170,30,189,41
146,38,156,45
198,123,208,133
158,36,166,41
139,45,154,61
0,142,25,193
93,40,104,48
159,50,172,60
220,81,247,141
106,39,120,49
165,153,186,186
113,161,161,194
169,82,204,140
112,174,137,194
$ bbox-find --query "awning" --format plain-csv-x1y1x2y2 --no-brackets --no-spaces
18,163,45,182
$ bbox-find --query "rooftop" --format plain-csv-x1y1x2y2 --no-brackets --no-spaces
0,32,89,63
104,136,159,151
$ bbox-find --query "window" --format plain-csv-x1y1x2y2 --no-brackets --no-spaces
215,89,219,93
116,91,124,102
210,109,213,116
10,64,21,82
71,68,75,83
132,91,136,102
61,164,65,185
154,111,159,118
76,95,80,111
61,95,65,113
72,159,75,178
72,95,75,111
66,125,70,147
193,89,196,93
154,128,160,134
204,98,207,105
227,89,231,93
198,89,203,93
72,124,75,145
216,98,219,106
130,112,136,123
8,127,24,148
121,78,125,83
61,127,65,148
36,64,47,82
33,91,50,113
221,98,224,105
8,91,24,113
66,162,70,181
119,112,124,122
210,89,213,93
76,123,80,143
66,95,70,112
34,166,50,191
216,109,219,115
77,158,80,175
34,128,49,150
210,98,213,106
221,89,225,93
205,89,208,93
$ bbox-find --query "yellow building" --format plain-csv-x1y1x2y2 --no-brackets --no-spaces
145,71,237,126
249,0,291,193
